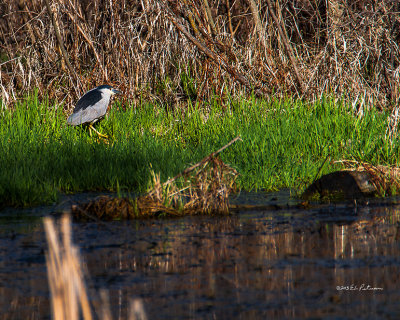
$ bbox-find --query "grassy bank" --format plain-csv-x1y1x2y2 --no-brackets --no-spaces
0,95,397,207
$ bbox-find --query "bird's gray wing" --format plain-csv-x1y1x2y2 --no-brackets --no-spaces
67,96,110,126
74,89,103,112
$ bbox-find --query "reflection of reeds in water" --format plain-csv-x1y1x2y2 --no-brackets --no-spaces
44,214,147,320
334,208,400,260
332,212,400,288
42,209,400,319
134,210,400,295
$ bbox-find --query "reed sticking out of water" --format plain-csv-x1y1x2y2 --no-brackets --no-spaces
44,215,92,320
44,215,147,320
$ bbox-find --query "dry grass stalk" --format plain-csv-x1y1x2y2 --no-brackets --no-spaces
264,0,304,94
146,155,238,215
336,160,400,196
161,2,269,98
128,299,148,320
44,214,148,320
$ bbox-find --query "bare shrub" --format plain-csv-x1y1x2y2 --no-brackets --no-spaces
0,0,399,109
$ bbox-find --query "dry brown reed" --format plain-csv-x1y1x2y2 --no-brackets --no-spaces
44,214,147,320
1,1,399,110
144,154,238,215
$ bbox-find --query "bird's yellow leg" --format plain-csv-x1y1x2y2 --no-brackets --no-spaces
88,124,108,139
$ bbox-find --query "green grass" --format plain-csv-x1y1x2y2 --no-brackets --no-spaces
0,94,398,207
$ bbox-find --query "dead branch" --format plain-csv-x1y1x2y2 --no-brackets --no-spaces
248,0,266,48
64,10,107,82
265,0,305,94
225,0,234,37
43,0,77,87
202,0,217,35
160,1,269,97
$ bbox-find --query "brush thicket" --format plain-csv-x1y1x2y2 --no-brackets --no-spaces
1,1,399,110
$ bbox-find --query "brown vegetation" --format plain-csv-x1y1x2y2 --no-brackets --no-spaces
72,140,239,219
1,1,399,110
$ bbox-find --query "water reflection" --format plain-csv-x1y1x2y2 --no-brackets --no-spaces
1,195,400,319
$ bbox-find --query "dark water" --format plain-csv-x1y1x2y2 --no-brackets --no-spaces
1,191,400,319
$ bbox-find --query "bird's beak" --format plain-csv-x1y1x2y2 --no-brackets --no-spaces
112,88,122,95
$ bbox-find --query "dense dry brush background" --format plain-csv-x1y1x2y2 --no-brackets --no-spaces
0,0,400,111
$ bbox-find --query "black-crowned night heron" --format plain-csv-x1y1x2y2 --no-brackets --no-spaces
67,85,122,139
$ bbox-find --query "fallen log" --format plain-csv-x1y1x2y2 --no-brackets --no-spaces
303,161,400,200
302,170,377,200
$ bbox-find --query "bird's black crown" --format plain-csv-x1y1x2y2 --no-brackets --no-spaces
96,85,113,90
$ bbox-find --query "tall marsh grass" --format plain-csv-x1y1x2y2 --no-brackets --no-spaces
0,95,398,207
